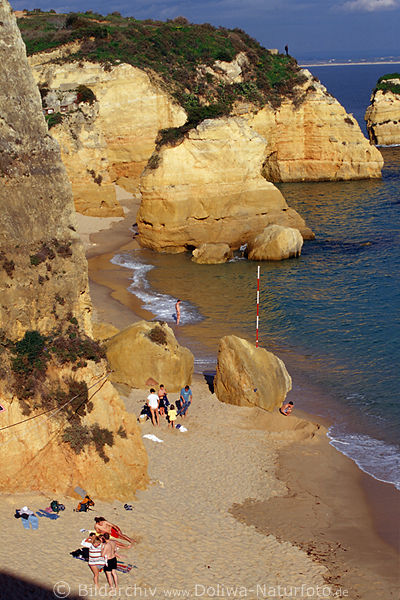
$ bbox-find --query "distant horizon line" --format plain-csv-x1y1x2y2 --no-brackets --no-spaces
299,60,400,68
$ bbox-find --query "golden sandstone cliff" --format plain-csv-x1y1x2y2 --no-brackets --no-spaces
0,1,147,500
28,49,383,223
247,70,383,181
137,117,313,253
29,53,186,216
365,80,400,146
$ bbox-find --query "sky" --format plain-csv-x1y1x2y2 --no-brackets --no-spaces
10,0,400,60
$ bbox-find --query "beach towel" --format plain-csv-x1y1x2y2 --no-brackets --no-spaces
36,510,59,520
22,517,30,530
143,434,164,443
72,555,136,572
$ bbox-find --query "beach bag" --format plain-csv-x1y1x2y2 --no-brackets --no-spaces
50,500,63,513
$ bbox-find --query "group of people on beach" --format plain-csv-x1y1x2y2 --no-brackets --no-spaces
80,516,134,589
146,384,192,427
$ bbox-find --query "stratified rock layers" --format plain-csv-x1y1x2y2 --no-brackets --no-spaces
0,2,148,500
247,71,383,181
137,117,312,253
30,57,187,214
0,2,91,340
365,88,400,146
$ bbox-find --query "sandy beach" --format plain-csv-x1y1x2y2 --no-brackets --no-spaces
2,189,398,600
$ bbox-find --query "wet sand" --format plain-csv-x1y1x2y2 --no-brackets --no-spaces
74,195,399,599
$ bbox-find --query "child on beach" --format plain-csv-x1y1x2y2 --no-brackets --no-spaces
168,404,177,428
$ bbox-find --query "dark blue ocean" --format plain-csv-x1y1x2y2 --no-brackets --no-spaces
112,65,400,489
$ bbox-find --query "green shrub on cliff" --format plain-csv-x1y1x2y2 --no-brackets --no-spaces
376,73,400,95
18,11,306,130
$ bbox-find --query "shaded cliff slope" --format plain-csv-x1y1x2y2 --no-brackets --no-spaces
0,1,147,499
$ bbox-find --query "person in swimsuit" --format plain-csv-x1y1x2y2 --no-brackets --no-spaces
279,400,293,416
81,535,106,588
158,384,169,416
101,532,121,590
175,299,181,325
147,388,159,426
94,517,134,546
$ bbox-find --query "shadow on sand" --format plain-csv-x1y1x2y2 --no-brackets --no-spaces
203,370,216,394
0,571,81,600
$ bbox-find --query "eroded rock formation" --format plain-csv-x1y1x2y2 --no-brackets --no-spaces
0,4,91,340
192,243,233,264
30,56,187,215
245,70,383,181
106,321,194,392
214,335,292,412
0,2,148,500
137,117,313,253
247,225,303,261
365,84,400,146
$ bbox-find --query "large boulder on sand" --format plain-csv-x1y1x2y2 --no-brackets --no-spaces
105,320,194,391
214,335,292,411
192,243,233,264
247,224,303,261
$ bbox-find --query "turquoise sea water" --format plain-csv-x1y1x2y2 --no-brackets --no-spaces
112,65,400,489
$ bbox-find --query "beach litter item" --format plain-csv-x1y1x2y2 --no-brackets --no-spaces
143,434,164,443
74,486,87,498
124,504,133,511
175,424,187,432
36,509,59,520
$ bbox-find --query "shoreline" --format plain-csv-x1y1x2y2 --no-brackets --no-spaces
300,60,400,67
76,202,399,596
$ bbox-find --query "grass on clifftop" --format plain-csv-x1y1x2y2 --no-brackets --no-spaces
376,73,400,95
18,10,307,131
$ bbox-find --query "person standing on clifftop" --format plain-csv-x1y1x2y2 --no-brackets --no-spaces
175,299,181,325
285,44,289,56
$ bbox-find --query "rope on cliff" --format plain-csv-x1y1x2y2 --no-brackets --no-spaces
0,371,110,435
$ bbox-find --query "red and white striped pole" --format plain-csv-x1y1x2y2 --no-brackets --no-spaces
256,265,260,348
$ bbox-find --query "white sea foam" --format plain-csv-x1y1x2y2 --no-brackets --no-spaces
111,252,202,325
328,429,400,490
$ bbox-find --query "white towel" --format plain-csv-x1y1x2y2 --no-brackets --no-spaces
143,434,164,443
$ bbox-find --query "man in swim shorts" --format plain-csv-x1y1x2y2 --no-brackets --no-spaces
94,517,134,547
101,532,121,589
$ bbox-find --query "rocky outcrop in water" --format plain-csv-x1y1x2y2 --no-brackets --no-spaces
365,79,400,146
214,335,292,411
192,243,233,264
0,1,148,500
245,70,383,181
137,117,313,253
247,225,303,261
